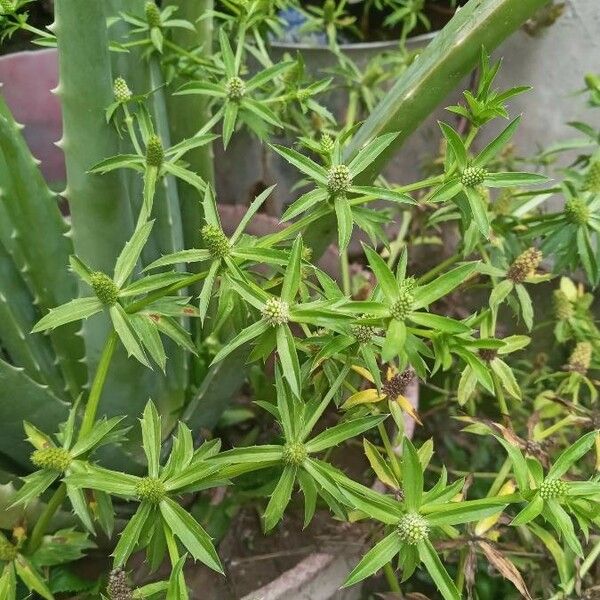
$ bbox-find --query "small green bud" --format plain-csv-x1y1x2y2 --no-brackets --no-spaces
507,247,542,283
31,447,72,472
327,164,352,194
90,271,119,306
226,76,246,101
0,0,14,14
144,1,161,28
107,569,133,600
282,442,306,466
113,77,132,103
0,538,17,562
136,477,166,504
553,289,574,321
565,197,590,226
568,341,592,374
585,161,600,193
201,224,230,258
261,298,289,326
382,369,414,398
539,478,569,500
461,166,487,187
397,513,429,545
351,324,375,344
145,135,164,168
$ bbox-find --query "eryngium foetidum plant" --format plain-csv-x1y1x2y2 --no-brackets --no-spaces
0,1,598,599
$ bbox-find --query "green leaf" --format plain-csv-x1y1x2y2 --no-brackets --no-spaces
347,133,398,177
159,497,223,572
141,401,162,478
222,102,238,149
545,500,582,557
474,116,521,167
14,555,54,600
70,416,126,457
494,436,529,491
263,466,297,532
418,539,460,600
413,263,477,309
276,325,302,399
0,564,16,600
350,186,415,205
281,236,303,303
491,358,521,400
199,260,220,324
511,493,543,525
297,469,317,528
67,465,139,496
281,188,329,221
483,172,548,187
439,122,467,169
424,497,509,526
32,297,103,333
363,245,399,300
548,431,597,480
109,305,150,368
218,29,235,78
246,61,294,91
363,439,399,489
113,221,154,288
9,470,59,508
231,185,275,243
515,284,533,330
489,279,513,310
382,319,406,363
165,554,188,600
269,144,328,185
334,196,353,251
306,415,387,453
464,186,490,236
409,312,470,333
429,179,462,203
145,249,211,270
343,531,402,588
113,501,152,567
402,438,423,511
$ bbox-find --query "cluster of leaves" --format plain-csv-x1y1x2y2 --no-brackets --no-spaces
0,2,599,600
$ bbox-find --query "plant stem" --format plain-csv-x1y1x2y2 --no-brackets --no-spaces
79,332,119,438
378,422,402,482
383,561,401,593
486,457,511,497
491,371,510,421
418,253,461,284
341,249,351,296
27,483,67,553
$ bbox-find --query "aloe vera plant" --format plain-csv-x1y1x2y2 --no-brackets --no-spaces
4,0,600,599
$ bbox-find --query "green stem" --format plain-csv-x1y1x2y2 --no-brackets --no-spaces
486,457,511,497
383,561,401,593
377,422,402,483
79,332,119,438
341,249,351,296
163,38,209,66
27,483,67,553
491,371,510,420
123,104,143,156
418,253,461,284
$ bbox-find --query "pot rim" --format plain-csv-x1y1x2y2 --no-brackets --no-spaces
270,30,437,52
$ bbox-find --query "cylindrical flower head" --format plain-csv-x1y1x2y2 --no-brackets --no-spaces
565,197,590,226
0,538,17,562
107,569,133,600
327,164,352,194
226,76,246,101
113,77,132,103
553,289,574,321
202,224,230,258
144,1,161,28
261,298,289,326
507,247,542,283
397,513,429,545
585,161,600,193
90,272,119,305
31,447,72,472
145,135,164,168
136,477,166,504
461,166,487,187
0,0,14,14
568,341,592,374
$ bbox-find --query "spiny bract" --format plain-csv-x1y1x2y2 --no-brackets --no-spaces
31,447,72,472
113,77,132,103
202,224,230,258
135,477,166,504
327,164,352,194
226,76,246,101
90,271,119,306
145,134,164,168
461,166,487,187
397,513,429,545
261,298,290,326
539,478,569,500
507,247,542,283
282,442,307,466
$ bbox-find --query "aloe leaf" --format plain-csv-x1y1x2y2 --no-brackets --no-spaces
343,0,551,182
0,358,68,470
0,107,85,398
